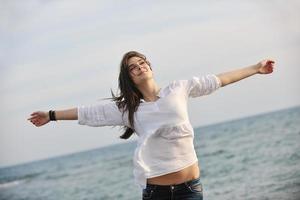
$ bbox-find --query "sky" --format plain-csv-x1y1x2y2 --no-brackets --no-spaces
1,0,299,168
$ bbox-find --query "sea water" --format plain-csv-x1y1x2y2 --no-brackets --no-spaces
1,106,299,200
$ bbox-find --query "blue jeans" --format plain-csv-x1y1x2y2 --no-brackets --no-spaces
142,177,203,200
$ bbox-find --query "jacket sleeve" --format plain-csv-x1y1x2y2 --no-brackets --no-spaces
183,74,222,98
77,101,126,127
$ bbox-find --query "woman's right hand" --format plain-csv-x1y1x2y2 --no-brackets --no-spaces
27,111,50,127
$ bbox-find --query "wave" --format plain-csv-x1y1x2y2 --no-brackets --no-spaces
0,179,25,189
201,149,226,157
0,171,44,190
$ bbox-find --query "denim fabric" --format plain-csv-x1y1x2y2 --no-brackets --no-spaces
142,177,203,200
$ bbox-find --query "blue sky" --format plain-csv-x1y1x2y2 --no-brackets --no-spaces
1,0,299,167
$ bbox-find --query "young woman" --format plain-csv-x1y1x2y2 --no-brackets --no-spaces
28,51,275,200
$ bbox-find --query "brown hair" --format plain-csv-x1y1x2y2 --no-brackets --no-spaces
110,51,152,139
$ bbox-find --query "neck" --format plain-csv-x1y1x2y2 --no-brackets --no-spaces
136,79,161,102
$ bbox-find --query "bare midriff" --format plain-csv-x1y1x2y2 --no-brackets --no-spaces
146,162,200,185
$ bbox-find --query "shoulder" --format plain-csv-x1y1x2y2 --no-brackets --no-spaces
159,79,188,95
169,79,189,90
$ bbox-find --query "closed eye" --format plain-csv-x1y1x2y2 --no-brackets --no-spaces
129,65,137,71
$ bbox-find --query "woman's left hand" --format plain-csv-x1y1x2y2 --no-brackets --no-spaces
256,59,275,74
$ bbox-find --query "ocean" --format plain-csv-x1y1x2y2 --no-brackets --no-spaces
1,106,299,200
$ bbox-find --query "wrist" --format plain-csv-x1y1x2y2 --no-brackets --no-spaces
46,112,50,121
252,64,260,74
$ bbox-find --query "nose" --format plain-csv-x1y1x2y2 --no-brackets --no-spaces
137,64,143,70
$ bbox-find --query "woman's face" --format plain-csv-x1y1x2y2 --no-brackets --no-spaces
127,56,153,85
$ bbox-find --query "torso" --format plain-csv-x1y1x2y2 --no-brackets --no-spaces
142,88,199,186
146,162,200,185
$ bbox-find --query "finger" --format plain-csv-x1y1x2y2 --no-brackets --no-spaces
33,119,40,124
31,112,39,116
268,66,274,72
28,116,38,120
36,121,43,127
30,119,39,124
32,113,40,117
34,121,40,126
31,113,41,118
29,119,36,125
28,112,40,119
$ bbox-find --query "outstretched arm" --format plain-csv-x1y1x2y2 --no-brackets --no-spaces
217,59,275,87
28,102,126,127
28,108,77,127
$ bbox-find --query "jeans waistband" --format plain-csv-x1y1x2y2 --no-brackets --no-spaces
146,176,201,190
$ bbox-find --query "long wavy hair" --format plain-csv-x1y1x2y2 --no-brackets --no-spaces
110,51,152,139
